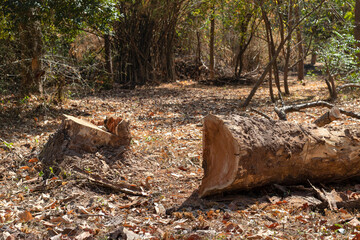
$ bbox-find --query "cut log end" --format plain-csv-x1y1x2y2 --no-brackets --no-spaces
199,115,240,197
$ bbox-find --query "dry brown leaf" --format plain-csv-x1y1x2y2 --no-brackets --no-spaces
18,211,33,222
353,233,360,240
265,222,279,229
50,216,70,224
28,158,38,163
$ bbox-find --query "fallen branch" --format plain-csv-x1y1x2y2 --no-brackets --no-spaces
274,101,360,121
72,166,148,197
250,108,274,121
337,83,360,91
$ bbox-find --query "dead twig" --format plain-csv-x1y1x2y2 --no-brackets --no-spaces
309,181,338,211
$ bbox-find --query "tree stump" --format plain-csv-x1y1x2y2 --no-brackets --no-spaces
199,114,360,197
39,114,130,173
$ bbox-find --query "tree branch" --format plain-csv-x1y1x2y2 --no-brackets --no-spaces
274,101,360,121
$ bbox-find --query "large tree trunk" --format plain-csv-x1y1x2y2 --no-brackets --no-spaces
199,114,360,197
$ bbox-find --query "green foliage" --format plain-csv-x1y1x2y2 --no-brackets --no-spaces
304,0,354,53
49,166,54,175
20,96,30,104
0,0,117,95
2,140,13,150
317,29,360,82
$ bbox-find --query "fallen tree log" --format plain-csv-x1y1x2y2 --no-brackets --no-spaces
199,114,360,197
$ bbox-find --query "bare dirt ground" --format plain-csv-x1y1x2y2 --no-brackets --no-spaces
1,76,360,239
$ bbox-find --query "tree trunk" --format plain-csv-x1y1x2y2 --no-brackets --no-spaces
295,2,304,81
234,11,254,78
325,67,337,100
199,114,360,197
19,18,44,96
311,51,317,65
268,67,275,103
262,8,282,99
283,0,293,95
241,0,326,107
265,18,275,103
355,0,360,61
113,1,181,87
104,34,113,82
195,31,202,80
39,115,131,175
209,4,215,80
277,0,287,95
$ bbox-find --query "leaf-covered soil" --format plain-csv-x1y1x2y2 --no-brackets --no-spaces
2,76,360,239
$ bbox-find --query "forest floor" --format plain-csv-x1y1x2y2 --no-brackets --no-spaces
1,75,360,239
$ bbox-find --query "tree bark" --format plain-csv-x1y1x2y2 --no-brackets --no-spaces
199,114,360,197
